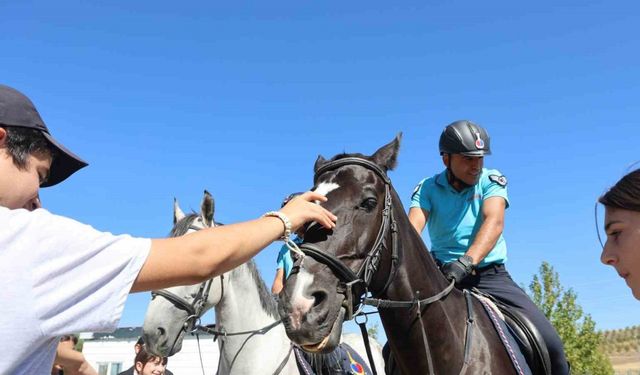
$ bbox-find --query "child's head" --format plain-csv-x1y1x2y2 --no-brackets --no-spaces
134,347,168,375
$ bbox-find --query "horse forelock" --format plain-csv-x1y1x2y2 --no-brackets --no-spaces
169,213,199,237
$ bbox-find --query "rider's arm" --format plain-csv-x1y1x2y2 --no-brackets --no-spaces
271,268,285,294
464,196,506,265
132,192,336,292
408,207,430,234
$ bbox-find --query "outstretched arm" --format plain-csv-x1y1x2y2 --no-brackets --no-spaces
132,191,337,292
465,196,505,264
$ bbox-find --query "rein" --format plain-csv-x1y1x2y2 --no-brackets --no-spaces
296,156,474,375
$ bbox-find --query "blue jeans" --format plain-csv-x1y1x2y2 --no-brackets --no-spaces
460,264,569,375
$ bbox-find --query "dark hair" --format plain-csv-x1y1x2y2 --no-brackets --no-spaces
135,347,168,371
1,125,55,169
599,168,640,212
60,334,79,346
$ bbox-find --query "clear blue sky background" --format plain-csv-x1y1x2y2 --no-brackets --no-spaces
3,0,639,338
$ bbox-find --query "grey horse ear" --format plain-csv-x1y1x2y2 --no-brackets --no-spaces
371,132,402,171
314,155,327,173
201,190,215,227
174,198,186,224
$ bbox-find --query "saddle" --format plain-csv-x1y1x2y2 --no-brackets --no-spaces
473,289,552,375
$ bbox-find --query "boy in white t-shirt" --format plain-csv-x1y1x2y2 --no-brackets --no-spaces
0,84,338,375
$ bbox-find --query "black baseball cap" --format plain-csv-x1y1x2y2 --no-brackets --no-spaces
0,84,87,187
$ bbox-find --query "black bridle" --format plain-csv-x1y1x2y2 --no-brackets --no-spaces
296,157,400,321
295,156,471,375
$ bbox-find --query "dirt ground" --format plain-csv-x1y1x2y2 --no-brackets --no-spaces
610,352,640,374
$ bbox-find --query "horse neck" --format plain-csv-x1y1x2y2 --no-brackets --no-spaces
380,186,458,300
215,260,281,331
371,186,468,372
214,261,297,374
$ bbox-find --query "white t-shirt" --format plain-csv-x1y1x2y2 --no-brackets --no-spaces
0,207,151,374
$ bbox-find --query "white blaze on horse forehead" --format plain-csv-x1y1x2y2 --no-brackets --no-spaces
313,182,340,203
289,268,316,330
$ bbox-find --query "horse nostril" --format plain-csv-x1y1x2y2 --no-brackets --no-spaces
312,291,327,307
157,327,166,337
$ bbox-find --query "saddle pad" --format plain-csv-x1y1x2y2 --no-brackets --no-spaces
475,295,532,375
294,343,373,375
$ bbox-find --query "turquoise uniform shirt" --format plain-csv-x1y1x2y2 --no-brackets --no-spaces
276,236,302,278
410,168,509,267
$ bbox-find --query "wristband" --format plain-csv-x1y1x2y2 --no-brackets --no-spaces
262,211,292,240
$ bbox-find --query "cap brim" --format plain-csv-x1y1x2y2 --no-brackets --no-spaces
41,132,88,187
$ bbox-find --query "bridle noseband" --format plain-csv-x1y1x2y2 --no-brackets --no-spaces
296,157,400,320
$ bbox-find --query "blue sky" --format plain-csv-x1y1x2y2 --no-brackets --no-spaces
3,0,639,336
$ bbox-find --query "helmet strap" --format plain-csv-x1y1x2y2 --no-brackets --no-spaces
446,155,471,191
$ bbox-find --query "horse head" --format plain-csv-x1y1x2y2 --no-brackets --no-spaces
142,190,223,356
278,134,401,353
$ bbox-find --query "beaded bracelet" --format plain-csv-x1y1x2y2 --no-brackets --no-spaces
262,211,292,240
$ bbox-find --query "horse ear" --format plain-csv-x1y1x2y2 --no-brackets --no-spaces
314,155,327,173
201,190,215,227
371,132,402,171
174,198,186,224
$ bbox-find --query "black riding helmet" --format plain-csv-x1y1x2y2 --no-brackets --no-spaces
439,120,491,157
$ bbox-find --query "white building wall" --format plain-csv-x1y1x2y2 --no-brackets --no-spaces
83,337,219,375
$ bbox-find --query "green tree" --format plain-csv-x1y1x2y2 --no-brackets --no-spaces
529,262,613,375
367,323,379,340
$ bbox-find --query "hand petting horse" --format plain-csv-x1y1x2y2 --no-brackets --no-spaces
142,191,384,375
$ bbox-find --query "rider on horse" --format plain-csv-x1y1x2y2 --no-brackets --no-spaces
408,120,570,375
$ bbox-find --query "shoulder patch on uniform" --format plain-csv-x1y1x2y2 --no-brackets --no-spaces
489,174,508,187
411,182,422,199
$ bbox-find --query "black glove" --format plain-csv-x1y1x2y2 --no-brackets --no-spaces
441,255,475,284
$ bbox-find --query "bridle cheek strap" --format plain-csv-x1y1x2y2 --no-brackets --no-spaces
299,157,399,320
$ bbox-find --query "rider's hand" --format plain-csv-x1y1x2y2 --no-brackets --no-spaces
441,255,475,284
279,191,337,231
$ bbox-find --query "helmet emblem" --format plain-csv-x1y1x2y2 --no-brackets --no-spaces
474,132,485,149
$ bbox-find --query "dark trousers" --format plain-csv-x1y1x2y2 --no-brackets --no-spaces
460,264,569,375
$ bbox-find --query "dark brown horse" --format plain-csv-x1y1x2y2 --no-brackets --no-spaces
278,135,524,374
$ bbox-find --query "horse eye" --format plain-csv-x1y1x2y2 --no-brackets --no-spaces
360,197,377,211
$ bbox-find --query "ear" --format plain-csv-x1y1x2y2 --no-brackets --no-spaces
135,362,143,373
0,127,6,147
314,155,327,174
173,198,186,224
371,132,402,171
441,153,449,167
201,190,215,227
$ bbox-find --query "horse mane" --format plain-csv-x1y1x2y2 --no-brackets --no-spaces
232,259,280,319
170,213,224,237
170,213,279,319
